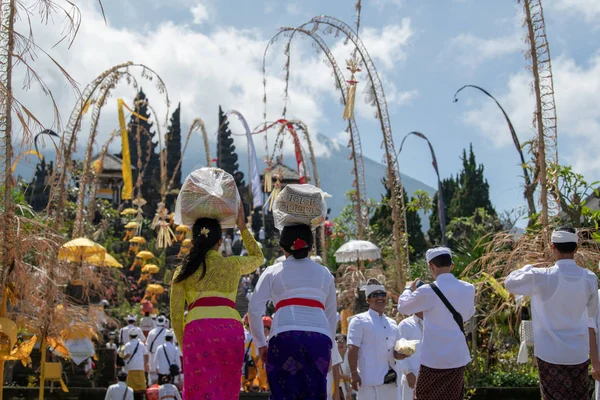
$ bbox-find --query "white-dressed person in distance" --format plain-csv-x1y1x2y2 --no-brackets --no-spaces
347,279,409,400
395,312,423,400
397,247,475,400
119,316,146,346
248,224,337,399
104,371,134,400
505,227,599,400
146,315,168,385
122,330,149,395
153,330,182,384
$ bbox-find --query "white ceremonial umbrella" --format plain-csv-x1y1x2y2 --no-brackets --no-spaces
334,240,381,263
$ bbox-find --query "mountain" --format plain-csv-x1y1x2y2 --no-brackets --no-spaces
180,132,436,232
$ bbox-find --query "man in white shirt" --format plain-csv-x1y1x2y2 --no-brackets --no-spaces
146,316,168,385
105,372,134,400
140,312,154,338
505,227,599,400
327,343,343,400
396,313,423,400
397,247,475,400
123,331,149,394
153,330,181,384
348,279,408,400
119,316,146,346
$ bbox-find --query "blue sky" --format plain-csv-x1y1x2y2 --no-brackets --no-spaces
14,0,600,222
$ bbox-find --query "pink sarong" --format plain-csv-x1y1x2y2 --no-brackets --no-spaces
182,318,244,400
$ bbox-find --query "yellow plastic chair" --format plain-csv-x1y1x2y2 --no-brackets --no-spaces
45,362,69,392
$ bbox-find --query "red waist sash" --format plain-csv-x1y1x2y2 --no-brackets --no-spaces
188,296,236,311
274,298,325,313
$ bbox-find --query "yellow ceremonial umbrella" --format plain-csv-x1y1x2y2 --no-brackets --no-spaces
130,250,155,271
144,284,165,303
178,239,193,258
120,208,138,216
175,225,191,241
58,238,106,263
0,335,37,367
123,221,140,241
129,236,147,244
87,253,122,268
0,318,17,357
138,264,160,284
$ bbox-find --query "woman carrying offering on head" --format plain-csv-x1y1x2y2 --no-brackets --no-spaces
248,224,337,399
170,201,264,399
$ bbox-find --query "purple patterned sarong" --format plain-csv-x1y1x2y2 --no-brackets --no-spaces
266,330,332,400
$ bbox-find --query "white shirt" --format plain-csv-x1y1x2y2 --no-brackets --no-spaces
158,383,182,400
123,338,148,372
326,344,344,399
147,327,168,354
248,258,337,348
397,273,475,369
505,260,598,364
140,317,154,332
153,342,181,375
119,325,146,345
592,290,600,400
347,309,400,387
396,315,423,400
105,382,133,400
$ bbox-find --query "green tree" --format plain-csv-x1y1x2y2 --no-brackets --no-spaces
450,144,496,218
216,106,239,175
370,180,428,261
165,103,182,210
127,89,160,214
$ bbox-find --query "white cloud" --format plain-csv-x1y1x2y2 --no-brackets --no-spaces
10,1,418,165
445,32,522,69
552,0,600,26
371,0,403,10
459,52,600,179
444,9,523,69
191,3,209,25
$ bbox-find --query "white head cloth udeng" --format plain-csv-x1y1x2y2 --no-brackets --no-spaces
551,230,578,244
365,285,386,297
426,247,452,263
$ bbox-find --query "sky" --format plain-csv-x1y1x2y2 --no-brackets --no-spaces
11,0,600,222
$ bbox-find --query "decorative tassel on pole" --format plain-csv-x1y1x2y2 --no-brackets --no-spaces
343,59,361,121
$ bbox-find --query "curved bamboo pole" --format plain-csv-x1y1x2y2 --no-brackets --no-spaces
398,132,447,246
263,27,368,238
50,62,169,223
454,85,538,225
307,15,409,284
86,130,119,223
72,71,122,238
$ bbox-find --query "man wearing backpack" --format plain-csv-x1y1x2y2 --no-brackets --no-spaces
397,247,475,400
146,316,168,385
153,330,181,384
123,331,149,397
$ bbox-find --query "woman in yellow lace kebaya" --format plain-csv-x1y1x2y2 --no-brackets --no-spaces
170,203,263,400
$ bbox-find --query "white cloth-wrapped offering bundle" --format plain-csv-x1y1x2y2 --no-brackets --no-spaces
174,167,240,229
394,338,420,356
273,184,328,231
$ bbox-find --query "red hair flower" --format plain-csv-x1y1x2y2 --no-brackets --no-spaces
292,238,307,250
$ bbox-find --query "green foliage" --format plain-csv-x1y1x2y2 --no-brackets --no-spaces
429,145,496,245
479,371,538,387
450,144,496,218
550,163,600,227
370,181,428,260
333,190,376,240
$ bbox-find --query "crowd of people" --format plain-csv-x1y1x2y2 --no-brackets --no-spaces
102,164,600,400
